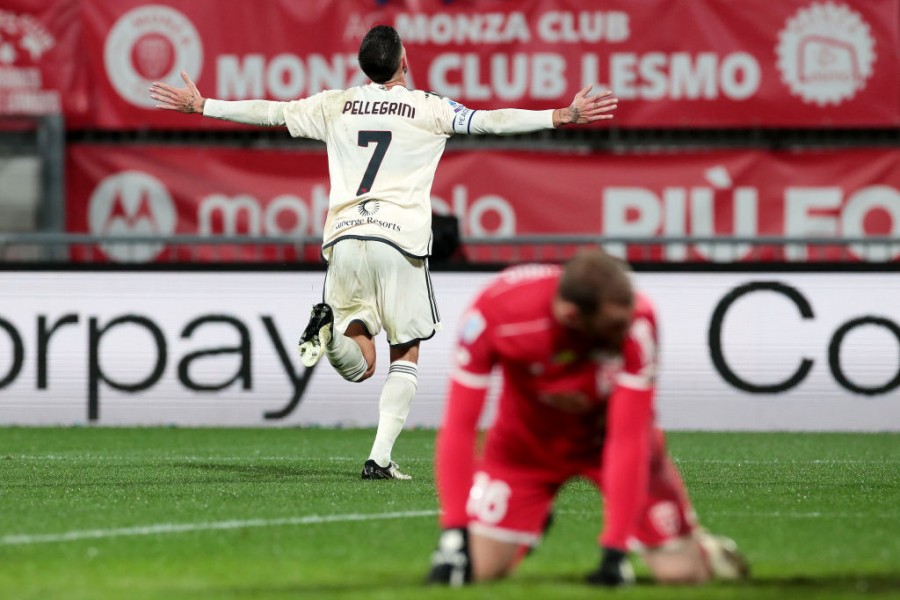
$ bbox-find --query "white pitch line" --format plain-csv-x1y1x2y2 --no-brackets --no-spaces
557,508,896,520
673,458,900,465
702,510,897,519
6,455,899,465
3,455,434,463
0,509,438,547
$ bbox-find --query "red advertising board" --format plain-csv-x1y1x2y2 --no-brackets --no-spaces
75,0,899,129
66,145,900,263
0,0,89,119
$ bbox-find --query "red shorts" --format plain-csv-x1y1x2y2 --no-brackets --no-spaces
466,432,697,548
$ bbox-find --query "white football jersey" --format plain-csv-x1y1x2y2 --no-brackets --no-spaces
206,84,554,258
278,83,552,258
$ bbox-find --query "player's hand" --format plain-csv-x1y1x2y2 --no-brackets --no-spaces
425,528,472,586
149,71,206,114
554,85,618,127
586,547,636,587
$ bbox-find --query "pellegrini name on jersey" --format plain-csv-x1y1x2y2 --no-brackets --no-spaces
342,100,416,119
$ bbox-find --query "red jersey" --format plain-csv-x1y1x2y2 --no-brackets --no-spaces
436,264,659,550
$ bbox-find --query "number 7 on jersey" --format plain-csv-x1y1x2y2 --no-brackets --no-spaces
356,131,392,195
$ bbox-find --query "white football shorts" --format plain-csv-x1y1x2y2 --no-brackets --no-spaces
324,238,442,345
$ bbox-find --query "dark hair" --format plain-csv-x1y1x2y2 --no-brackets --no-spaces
558,248,633,315
358,25,403,84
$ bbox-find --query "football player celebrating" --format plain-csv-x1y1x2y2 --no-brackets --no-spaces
428,249,748,586
150,25,617,480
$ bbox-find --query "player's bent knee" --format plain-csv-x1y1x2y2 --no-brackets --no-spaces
343,361,376,383
471,558,515,582
469,532,521,583
357,365,376,382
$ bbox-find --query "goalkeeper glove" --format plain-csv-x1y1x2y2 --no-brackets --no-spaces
586,547,635,587
425,528,472,586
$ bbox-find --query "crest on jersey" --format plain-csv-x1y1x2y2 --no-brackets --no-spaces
444,98,467,114
552,350,577,365
459,309,486,344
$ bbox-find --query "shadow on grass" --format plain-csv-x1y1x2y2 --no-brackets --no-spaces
173,461,359,483
178,461,435,486
2,461,419,488
742,573,900,594
185,580,427,598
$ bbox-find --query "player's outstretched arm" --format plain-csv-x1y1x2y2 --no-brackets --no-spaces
150,71,206,114
553,85,618,127
149,71,290,128
454,85,618,135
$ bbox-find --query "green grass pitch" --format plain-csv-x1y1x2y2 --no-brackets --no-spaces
1,428,898,599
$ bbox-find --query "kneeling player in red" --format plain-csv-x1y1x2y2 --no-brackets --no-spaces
427,249,749,586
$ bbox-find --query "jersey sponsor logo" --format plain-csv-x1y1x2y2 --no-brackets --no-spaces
365,216,401,232
104,5,203,108
357,200,380,217
551,350,576,365
88,171,176,262
776,2,875,106
333,216,401,232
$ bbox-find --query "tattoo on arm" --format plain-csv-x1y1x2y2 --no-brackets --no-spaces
182,92,203,114
569,106,580,123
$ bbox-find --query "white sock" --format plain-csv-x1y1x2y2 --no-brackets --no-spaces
368,360,418,467
325,333,368,382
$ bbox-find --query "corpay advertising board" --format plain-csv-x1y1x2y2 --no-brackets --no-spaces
0,271,897,431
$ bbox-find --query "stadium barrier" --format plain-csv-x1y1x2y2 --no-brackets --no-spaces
0,267,897,432
0,234,897,264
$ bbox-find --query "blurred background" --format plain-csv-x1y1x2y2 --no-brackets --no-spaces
0,0,898,429
1,0,897,264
